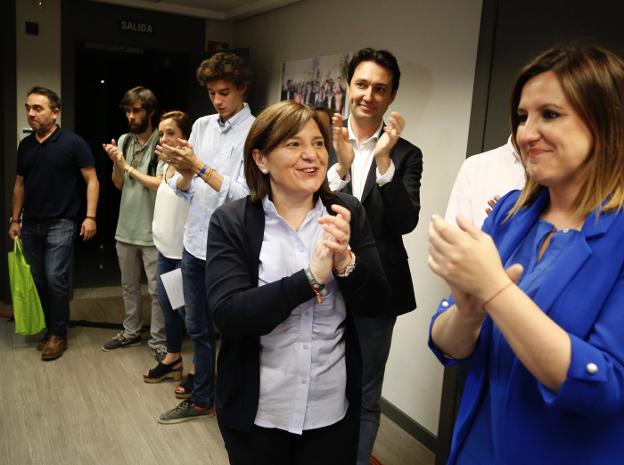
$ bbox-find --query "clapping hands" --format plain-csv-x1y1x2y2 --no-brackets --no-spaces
310,204,352,284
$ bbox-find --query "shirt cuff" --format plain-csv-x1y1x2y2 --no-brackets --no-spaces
376,160,395,186
327,163,350,192
168,171,195,199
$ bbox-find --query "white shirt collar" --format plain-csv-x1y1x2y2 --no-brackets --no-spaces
347,116,383,146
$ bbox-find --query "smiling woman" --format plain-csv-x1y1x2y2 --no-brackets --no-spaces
205,101,389,465
428,43,624,465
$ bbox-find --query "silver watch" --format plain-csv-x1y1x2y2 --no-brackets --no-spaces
335,252,356,278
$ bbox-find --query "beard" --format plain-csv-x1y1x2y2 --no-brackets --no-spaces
129,117,149,134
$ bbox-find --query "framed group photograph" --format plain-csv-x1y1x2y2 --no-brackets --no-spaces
281,52,351,118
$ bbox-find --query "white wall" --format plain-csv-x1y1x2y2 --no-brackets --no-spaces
16,0,62,143
233,0,483,434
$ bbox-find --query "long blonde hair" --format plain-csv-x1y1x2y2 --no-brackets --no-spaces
508,43,624,218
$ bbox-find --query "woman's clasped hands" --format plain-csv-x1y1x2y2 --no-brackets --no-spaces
310,204,352,285
428,214,523,314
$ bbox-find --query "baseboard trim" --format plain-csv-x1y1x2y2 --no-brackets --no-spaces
380,397,437,453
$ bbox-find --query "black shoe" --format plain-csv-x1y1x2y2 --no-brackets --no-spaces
101,332,141,351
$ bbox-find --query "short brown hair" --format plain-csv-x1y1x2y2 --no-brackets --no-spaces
119,86,158,115
196,52,252,89
244,101,332,203
509,43,624,218
27,86,61,110
159,110,192,139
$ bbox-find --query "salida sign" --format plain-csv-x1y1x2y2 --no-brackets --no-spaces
120,20,153,34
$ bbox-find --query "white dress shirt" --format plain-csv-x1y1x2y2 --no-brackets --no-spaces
327,116,395,198
167,104,254,259
444,137,525,229
254,196,348,435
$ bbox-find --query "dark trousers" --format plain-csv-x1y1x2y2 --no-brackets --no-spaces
156,252,186,353
20,219,76,337
219,407,358,465
181,249,215,408
353,313,397,465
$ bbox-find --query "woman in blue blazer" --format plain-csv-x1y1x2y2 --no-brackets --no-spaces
429,44,624,464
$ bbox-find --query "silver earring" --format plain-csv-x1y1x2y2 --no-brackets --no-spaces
260,168,268,174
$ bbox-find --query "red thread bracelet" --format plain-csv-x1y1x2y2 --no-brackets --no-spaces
481,281,513,310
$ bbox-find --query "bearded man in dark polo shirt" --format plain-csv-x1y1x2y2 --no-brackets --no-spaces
8,86,99,361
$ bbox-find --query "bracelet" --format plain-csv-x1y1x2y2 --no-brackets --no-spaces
126,167,134,177
197,164,209,178
481,281,514,310
304,265,328,303
86,216,96,221
202,167,215,183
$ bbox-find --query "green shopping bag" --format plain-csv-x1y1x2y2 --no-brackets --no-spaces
8,237,46,335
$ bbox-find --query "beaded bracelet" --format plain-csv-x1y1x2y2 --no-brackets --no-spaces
196,164,209,178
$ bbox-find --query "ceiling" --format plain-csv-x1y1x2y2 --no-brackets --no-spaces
90,0,302,20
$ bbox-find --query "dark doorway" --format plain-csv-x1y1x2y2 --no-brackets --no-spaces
72,41,195,288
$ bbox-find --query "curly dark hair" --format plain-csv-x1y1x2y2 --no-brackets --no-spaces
196,52,252,88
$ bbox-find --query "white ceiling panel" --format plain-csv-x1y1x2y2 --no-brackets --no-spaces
90,0,301,20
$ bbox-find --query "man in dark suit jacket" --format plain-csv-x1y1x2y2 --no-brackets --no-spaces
328,48,423,465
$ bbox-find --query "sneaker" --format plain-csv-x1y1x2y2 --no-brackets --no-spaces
101,332,141,351
151,345,167,363
157,399,215,424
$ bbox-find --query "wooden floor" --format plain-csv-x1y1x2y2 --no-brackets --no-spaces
0,288,435,465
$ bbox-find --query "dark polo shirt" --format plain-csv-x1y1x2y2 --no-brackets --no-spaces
17,126,95,221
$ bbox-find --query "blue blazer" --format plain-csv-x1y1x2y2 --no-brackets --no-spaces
430,189,624,465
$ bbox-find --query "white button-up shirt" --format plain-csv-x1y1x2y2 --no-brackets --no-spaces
444,137,525,229
254,196,348,435
327,116,395,199
168,104,254,259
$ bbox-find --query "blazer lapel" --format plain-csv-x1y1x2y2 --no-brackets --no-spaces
245,197,265,284
532,235,591,314
535,206,619,314
497,190,549,261
360,159,378,204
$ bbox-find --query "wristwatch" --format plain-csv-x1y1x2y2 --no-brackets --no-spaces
334,251,356,278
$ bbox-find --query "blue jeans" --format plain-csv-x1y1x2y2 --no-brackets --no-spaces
181,249,215,408
353,313,397,465
156,252,186,353
20,219,77,338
